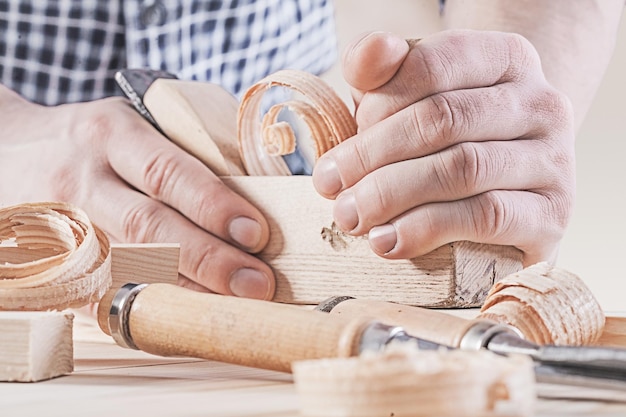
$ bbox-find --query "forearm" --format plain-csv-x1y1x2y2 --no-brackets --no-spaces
442,0,624,131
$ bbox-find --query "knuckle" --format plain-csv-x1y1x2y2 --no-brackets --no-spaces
433,142,481,194
191,180,229,224
503,33,541,79
475,192,510,239
360,176,394,228
73,97,129,141
451,142,481,191
121,200,162,242
350,141,373,179
533,87,575,134
407,94,458,150
82,110,115,138
418,207,442,246
141,150,180,199
411,44,452,91
186,244,219,284
543,187,575,233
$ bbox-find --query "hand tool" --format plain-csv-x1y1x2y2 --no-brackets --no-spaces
97,282,440,373
115,68,246,175
317,296,626,390
98,283,626,393
115,69,178,130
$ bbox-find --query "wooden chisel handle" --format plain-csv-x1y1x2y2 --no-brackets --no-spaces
319,297,503,348
98,284,374,373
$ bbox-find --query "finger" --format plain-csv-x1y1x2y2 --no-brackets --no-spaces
331,138,571,235
367,190,570,267
87,174,275,300
313,82,570,198
355,29,543,130
177,274,212,293
105,102,270,253
342,31,410,104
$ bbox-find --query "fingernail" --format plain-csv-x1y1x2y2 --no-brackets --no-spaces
334,191,359,232
228,216,262,250
368,224,397,254
314,157,343,196
229,268,271,299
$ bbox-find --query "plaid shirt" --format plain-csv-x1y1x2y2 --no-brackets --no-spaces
0,0,337,105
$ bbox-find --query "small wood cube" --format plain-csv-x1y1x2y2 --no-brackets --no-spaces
0,311,74,382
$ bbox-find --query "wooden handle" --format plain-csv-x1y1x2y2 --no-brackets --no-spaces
144,79,246,176
326,298,480,348
98,284,373,373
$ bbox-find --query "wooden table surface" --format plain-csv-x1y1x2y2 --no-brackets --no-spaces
2,311,626,417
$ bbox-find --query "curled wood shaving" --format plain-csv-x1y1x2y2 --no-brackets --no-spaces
479,262,605,346
237,69,357,175
293,345,535,417
0,202,111,311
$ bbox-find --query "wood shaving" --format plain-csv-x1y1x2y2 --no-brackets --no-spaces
0,202,111,310
479,262,605,345
293,345,535,417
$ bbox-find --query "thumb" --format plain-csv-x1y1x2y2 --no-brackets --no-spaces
342,31,410,98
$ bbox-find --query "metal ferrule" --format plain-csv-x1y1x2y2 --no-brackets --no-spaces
459,320,524,351
358,321,407,354
108,283,148,350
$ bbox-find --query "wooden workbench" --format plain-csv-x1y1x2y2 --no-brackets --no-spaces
2,311,625,417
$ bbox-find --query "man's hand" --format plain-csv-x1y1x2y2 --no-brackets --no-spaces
312,30,576,267
0,87,275,299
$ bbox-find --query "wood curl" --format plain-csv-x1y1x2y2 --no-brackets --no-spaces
293,346,535,417
237,69,357,175
479,262,605,346
0,202,111,311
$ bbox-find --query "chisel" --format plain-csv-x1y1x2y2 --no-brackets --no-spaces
98,283,626,391
97,283,440,373
316,296,626,389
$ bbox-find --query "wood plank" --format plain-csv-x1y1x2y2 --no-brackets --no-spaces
110,243,180,288
0,311,74,382
0,243,180,289
224,176,524,307
1,193,522,307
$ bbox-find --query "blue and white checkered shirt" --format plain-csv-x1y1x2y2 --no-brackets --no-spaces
0,0,337,105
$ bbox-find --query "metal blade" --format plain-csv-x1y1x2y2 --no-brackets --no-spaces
114,69,178,130
487,332,626,390
359,322,448,353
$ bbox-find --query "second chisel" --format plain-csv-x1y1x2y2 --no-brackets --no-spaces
316,296,626,390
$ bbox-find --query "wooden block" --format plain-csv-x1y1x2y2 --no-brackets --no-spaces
137,77,522,306
224,176,523,307
0,311,74,382
110,243,180,288
0,243,180,291
1,198,519,307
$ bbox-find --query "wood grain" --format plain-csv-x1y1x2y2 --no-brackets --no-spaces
110,243,180,288
98,283,372,373
0,311,73,382
224,175,524,307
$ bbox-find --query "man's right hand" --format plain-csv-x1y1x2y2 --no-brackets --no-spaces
0,85,275,300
